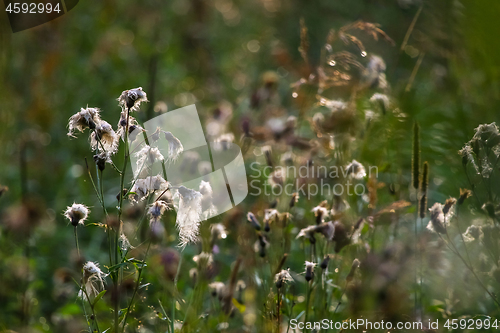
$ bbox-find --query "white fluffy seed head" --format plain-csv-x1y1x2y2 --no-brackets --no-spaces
90,120,119,155
346,159,366,179
67,107,101,137
118,87,148,112
64,203,90,227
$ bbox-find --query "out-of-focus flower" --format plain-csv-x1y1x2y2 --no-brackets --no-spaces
210,223,228,240
305,261,316,281
346,159,366,179
118,87,148,112
369,93,390,113
193,252,214,266
254,233,270,257
209,282,226,298
346,258,360,282
247,212,261,230
427,203,447,234
117,113,143,142
274,269,293,288
312,203,329,224
64,203,90,227
67,107,101,137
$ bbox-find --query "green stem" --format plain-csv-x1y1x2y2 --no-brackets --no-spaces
115,107,131,333
121,240,152,332
74,227,80,258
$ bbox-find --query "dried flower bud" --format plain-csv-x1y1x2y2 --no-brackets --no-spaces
247,212,261,231
274,269,293,288
458,188,472,205
262,146,274,168
93,153,107,171
320,255,330,270
118,87,148,111
305,261,316,282
289,192,299,209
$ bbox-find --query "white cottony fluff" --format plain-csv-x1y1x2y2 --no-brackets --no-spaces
164,131,184,162
174,186,203,248
78,261,106,300
199,180,217,220
129,175,169,202
135,145,165,171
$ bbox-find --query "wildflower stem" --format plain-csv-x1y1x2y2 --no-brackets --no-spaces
304,281,314,332
115,107,131,333
74,227,80,258
277,287,281,332
439,232,500,308
171,254,183,333
121,239,152,332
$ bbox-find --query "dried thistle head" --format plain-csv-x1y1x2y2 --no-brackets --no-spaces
67,107,101,137
304,261,316,282
79,261,106,300
312,205,329,224
118,87,148,111
427,203,447,234
147,200,170,224
346,160,366,179
90,120,119,155
463,225,483,242
274,269,293,288
64,203,90,227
